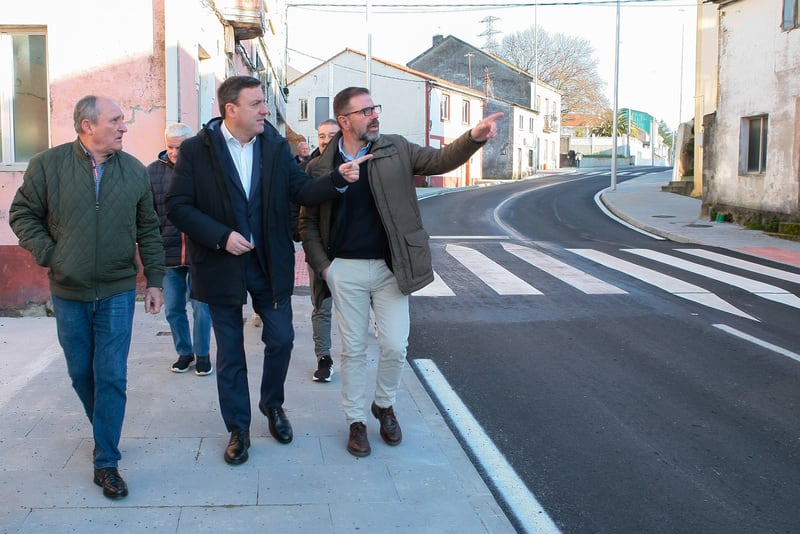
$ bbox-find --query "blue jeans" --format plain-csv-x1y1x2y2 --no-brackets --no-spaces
163,266,211,357
51,290,135,469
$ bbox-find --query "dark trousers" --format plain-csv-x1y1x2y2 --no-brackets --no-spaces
208,252,294,432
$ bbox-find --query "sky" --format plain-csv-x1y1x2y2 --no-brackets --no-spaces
285,0,698,131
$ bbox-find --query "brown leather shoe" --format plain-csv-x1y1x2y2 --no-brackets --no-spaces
347,422,371,457
371,402,402,445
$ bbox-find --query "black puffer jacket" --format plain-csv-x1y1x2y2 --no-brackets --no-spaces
148,151,187,267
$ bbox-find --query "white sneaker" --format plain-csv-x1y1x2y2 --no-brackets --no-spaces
312,356,334,382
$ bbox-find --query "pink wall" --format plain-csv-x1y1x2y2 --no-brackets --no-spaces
2,6,169,312
2,58,170,309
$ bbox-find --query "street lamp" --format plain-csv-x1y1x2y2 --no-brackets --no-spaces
674,11,685,178
366,0,372,90
611,0,620,189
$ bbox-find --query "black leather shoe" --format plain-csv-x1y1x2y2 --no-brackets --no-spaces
93,467,128,499
224,429,250,465
259,402,293,444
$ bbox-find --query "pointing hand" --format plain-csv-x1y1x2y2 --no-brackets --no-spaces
470,112,504,142
338,154,374,183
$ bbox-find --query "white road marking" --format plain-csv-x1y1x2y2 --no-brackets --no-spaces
493,175,595,241
412,358,561,534
447,244,542,295
431,235,509,240
713,324,800,364
502,243,627,295
677,248,800,284
413,270,456,297
594,189,666,240
568,249,757,320
624,249,800,310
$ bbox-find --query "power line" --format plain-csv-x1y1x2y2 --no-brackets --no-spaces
288,0,696,11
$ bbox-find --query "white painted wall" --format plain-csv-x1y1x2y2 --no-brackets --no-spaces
706,0,800,215
288,51,426,150
511,82,561,175
288,50,485,183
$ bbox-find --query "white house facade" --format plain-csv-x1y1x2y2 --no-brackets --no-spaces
407,34,563,177
703,0,800,220
288,49,486,186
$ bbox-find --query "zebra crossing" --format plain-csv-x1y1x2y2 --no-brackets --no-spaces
411,241,800,321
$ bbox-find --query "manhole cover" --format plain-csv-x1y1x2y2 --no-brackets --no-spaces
684,223,712,228
652,215,676,218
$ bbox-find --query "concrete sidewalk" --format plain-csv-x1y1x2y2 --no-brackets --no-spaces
599,169,800,267
0,286,515,533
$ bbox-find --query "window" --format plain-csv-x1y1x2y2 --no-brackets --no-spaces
440,94,450,121
0,31,48,164
461,100,470,123
314,97,329,128
740,115,768,174
529,117,534,132
518,115,524,130
299,98,308,120
528,149,534,167
783,0,799,30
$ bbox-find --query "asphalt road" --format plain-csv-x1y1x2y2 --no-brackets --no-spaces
408,169,800,533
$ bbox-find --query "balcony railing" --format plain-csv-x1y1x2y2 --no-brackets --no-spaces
217,0,265,41
543,114,559,133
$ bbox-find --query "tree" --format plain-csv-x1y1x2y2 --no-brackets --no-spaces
592,110,635,137
658,119,674,151
498,27,609,116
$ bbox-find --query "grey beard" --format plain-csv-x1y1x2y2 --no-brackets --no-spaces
360,131,380,143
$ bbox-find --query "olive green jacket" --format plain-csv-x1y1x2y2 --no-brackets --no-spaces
300,129,484,302
10,140,165,301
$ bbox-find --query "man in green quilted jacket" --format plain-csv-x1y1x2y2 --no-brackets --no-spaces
9,95,165,500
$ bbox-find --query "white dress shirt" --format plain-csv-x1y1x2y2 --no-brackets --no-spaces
220,121,256,199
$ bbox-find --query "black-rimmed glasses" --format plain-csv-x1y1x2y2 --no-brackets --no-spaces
343,105,381,117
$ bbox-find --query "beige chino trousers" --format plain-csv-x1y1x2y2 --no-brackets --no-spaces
325,258,410,425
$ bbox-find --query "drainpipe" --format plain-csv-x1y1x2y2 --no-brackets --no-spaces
692,0,704,198
424,82,431,187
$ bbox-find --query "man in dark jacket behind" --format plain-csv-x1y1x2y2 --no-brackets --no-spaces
148,123,213,376
10,95,165,499
166,76,367,465
290,119,340,383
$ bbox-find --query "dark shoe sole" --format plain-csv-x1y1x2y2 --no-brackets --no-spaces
347,445,371,457
224,450,249,465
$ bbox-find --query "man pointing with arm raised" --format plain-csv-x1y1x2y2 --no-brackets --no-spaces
300,86,501,456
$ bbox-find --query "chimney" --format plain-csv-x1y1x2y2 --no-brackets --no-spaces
432,34,444,47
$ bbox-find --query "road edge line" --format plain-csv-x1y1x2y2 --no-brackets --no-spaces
411,358,561,534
